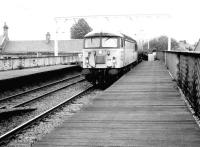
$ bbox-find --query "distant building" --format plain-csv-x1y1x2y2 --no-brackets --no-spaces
178,40,194,51
0,24,83,58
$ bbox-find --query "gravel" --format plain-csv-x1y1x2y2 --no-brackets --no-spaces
0,80,91,136
0,70,81,100
0,76,84,108
5,89,103,147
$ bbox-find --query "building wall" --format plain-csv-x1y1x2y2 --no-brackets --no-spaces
0,54,81,71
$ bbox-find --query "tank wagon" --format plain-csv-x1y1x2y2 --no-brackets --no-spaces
82,31,138,85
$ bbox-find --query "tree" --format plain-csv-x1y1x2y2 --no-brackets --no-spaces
70,18,92,39
143,36,179,52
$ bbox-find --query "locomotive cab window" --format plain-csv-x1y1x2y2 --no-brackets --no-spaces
102,37,118,48
85,37,100,48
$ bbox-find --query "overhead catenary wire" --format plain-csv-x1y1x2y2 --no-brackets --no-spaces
54,14,171,55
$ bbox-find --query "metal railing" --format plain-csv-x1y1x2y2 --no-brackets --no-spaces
157,51,200,115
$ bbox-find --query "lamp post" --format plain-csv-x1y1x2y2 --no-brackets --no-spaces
54,36,58,56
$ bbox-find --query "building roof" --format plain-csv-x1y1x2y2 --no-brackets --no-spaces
4,39,83,53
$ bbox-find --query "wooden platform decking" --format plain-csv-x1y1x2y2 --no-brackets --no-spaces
33,61,200,147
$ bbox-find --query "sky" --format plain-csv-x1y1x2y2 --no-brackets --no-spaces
0,0,200,44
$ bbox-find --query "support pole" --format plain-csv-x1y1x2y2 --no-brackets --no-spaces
147,39,150,50
167,16,171,51
168,36,171,51
54,36,58,56
54,20,59,56
141,40,143,51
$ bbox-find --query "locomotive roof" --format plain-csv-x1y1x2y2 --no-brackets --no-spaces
85,31,136,42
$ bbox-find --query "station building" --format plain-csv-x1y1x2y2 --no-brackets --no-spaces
0,23,83,58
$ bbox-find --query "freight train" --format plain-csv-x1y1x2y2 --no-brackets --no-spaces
82,31,138,85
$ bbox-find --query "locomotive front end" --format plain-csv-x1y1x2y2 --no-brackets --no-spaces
82,32,124,84
82,31,137,85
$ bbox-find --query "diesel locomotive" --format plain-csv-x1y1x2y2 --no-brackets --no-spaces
82,31,138,85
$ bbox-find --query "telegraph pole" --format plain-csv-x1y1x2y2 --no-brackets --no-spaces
54,36,58,56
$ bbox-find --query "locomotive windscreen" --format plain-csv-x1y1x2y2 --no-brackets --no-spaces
102,37,118,47
84,37,119,48
85,37,100,48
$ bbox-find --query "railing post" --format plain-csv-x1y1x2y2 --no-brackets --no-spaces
192,57,198,115
177,54,181,87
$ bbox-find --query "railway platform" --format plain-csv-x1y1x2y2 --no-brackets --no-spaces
0,64,78,81
33,61,200,147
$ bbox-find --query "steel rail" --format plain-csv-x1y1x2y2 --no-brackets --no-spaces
0,74,82,103
13,78,85,108
0,86,94,145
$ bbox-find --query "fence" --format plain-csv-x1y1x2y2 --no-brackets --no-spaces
0,53,82,71
157,51,200,115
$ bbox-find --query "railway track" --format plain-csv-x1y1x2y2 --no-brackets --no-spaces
13,78,85,108
0,74,83,108
0,86,94,145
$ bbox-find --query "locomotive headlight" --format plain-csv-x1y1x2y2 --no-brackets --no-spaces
107,51,110,56
99,50,102,54
112,57,116,67
112,57,116,63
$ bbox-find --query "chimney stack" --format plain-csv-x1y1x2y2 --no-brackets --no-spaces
3,22,8,39
46,32,50,43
